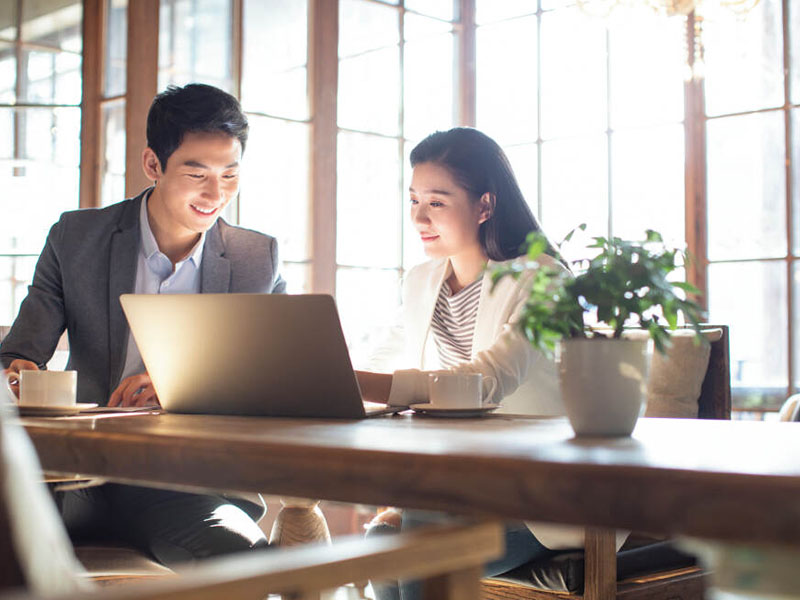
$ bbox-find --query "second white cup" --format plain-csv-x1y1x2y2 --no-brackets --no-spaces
427,372,497,409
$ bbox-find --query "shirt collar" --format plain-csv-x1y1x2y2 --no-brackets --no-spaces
139,191,206,268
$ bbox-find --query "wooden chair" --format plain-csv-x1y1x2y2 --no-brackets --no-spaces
0,399,503,600
481,325,731,600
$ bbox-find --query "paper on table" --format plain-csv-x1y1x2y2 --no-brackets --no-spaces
79,405,161,414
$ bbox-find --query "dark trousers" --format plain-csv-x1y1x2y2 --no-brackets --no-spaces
369,511,554,600
54,483,269,568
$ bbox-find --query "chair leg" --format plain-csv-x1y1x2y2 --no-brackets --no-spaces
422,565,483,600
584,527,617,600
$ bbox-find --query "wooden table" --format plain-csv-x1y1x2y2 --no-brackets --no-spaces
21,412,800,548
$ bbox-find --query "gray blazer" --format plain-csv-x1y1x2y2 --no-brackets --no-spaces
0,189,286,404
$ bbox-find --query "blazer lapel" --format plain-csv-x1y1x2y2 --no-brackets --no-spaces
107,192,145,387
201,222,231,293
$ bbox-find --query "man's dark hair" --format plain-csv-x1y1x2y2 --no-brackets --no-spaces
146,83,249,171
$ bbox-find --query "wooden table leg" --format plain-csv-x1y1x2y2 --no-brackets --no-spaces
269,498,331,547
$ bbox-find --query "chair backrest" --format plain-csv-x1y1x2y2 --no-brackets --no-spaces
697,325,731,420
0,401,89,595
0,417,26,591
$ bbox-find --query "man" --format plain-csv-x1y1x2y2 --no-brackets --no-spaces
1,83,283,565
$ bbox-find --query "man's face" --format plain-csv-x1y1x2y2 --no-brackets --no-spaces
145,131,242,238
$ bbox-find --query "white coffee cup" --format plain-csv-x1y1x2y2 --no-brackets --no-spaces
6,370,77,407
427,372,497,409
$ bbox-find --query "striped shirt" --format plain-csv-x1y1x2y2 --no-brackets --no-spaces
431,277,483,368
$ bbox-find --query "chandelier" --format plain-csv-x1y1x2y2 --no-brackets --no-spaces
576,0,760,17
576,0,761,80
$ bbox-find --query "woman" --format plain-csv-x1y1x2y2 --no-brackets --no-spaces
356,128,578,600
356,126,563,415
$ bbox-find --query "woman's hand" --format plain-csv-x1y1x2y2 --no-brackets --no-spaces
355,371,394,404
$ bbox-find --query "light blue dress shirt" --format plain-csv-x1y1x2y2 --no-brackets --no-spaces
119,193,206,383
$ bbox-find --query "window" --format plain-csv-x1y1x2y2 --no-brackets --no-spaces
475,3,686,258
702,0,793,411
336,0,457,366
239,0,311,294
7,0,792,413
0,0,83,324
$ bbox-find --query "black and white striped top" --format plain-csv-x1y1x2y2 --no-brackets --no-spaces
431,277,483,368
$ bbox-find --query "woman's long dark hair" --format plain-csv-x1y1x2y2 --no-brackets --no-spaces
409,127,546,261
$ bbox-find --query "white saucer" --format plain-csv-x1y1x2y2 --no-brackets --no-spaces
409,403,499,418
18,403,98,417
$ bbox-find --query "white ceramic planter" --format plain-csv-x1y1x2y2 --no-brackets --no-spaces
558,338,651,437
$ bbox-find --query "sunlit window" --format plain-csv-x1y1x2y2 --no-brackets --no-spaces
703,0,791,410
239,0,311,294
336,0,456,366
0,0,82,325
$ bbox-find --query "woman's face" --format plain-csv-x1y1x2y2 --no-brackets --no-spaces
409,162,488,260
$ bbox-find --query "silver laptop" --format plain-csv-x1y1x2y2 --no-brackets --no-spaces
119,293,400,418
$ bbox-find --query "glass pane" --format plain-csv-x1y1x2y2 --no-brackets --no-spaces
0,1,17,41
0,256,37,326
792,0,800,103
707,111,785,261
541,8,607,139
0,107,80,255
704,0,783,116
476,16,537,145
336,266,401,369
24,106,81,167
405,0,454,21
105,0,127,97
339,0,399,59
21,0,82,51
281,262,311,295
503,143,539,220
0,42,15,103
540,135,607,258
242,0,308,120
337,131,401,268
403,14,453,141
793,263,800,392
608,16,684,129
542,0,579,10
159,0,233,92
21,48,82,105
476,0,536,24
239,116,310,263
0,109,11,159
708,261,787,405
793,108,800,254
101,101,125,206
338,0,400,136
611,124,684,247
338,47,400,136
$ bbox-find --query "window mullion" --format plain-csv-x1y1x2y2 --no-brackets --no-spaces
79,0,106,209
124,0,159,198
684,13,709,313
309,0,339,295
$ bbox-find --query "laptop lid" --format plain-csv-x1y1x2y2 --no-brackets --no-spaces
120,293,383,418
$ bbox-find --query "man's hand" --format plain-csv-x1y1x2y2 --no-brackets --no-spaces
4,359,40,400
109,373,160,407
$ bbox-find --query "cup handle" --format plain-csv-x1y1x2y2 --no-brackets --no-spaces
482,376,497,405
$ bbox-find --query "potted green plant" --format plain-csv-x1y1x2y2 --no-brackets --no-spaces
493,226,705,436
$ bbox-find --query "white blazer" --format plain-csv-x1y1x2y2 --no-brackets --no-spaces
383,255,564,416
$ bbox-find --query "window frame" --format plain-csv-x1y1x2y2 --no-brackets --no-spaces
76,0,797,412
